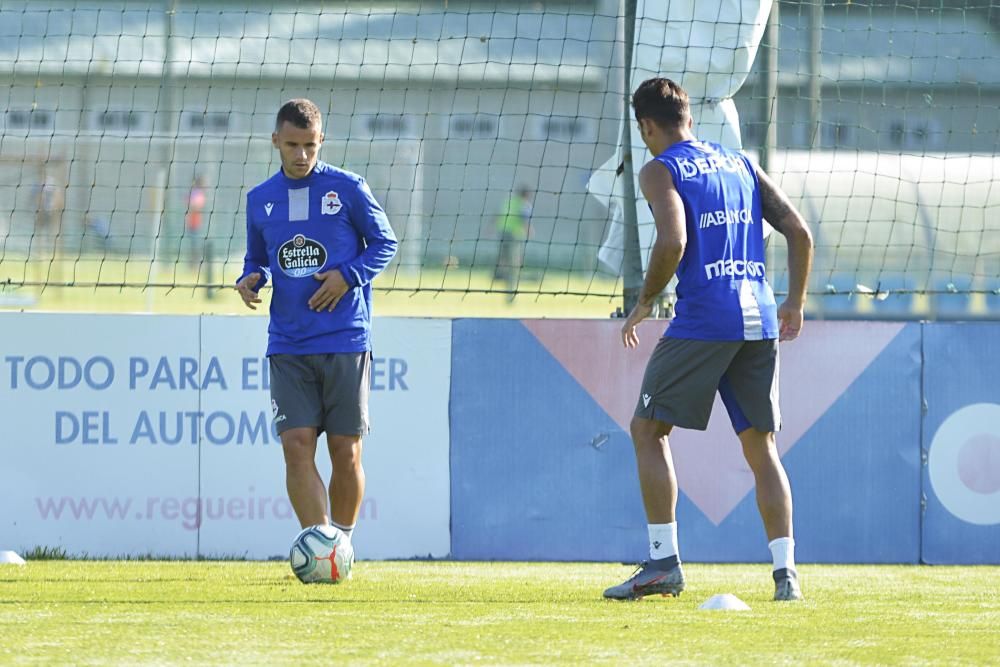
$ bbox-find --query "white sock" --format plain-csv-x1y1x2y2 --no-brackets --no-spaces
768,536,795,572
331,521,354,540
648,522,679,561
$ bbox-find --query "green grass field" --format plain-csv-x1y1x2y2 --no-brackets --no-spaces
0,257,626,318
2,562,998,665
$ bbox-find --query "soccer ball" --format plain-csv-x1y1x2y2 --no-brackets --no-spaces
289,524,354,584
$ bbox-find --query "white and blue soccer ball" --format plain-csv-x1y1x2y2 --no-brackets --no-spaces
289,524,354,584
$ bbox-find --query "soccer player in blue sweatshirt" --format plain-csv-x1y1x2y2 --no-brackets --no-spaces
603,79,813,602
236,99,398,552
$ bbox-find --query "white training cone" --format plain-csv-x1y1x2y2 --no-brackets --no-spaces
0,550,26,565
699,593,750,611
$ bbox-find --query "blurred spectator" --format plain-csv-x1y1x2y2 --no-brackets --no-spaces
33,161,65,261
493,184,533,298
185,174,207,267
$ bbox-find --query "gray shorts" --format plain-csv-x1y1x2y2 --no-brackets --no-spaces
269,353,371,437
634,337,780,433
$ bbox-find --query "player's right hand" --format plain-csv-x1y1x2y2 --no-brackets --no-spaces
236,272,263,310
621,301,653,349
777,299,804,341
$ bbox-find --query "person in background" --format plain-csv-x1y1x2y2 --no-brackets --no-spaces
32,159,66,285
185,174,208,268
493,184,533,298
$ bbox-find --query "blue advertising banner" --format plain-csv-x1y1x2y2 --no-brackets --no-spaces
5,313,994,564
450,319,646,561
780,322,922,564
450,319,923,563
922,323,1000,564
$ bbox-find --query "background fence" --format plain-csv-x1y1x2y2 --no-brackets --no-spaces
0,0,998,318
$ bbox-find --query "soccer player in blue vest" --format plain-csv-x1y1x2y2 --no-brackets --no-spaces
603,78,813,601
236,99,398,554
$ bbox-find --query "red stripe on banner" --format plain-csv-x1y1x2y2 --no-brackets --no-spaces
523,320,906,524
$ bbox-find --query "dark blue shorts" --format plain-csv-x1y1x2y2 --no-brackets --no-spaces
269,352,371,437
634,337,780,433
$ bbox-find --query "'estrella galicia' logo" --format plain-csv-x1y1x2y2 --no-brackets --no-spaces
277,234,327,278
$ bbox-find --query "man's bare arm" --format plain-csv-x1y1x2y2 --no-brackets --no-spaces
637,161,686,306
755,164,813,301
621,160,686,348
754,163,814,339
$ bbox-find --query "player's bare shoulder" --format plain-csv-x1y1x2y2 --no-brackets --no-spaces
638,158,675,193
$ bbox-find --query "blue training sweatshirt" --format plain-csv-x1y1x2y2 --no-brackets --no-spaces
238,161,398,355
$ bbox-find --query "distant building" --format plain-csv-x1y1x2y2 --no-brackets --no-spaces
736,6,1000,154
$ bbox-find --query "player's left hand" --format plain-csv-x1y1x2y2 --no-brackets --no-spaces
309,269,350,312
621,301,654,349
777,299,804,341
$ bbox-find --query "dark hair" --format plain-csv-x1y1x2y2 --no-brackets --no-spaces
632,77,690,128
275,98,322,131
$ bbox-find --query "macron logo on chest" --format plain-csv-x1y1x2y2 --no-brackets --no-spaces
288,187,309,222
